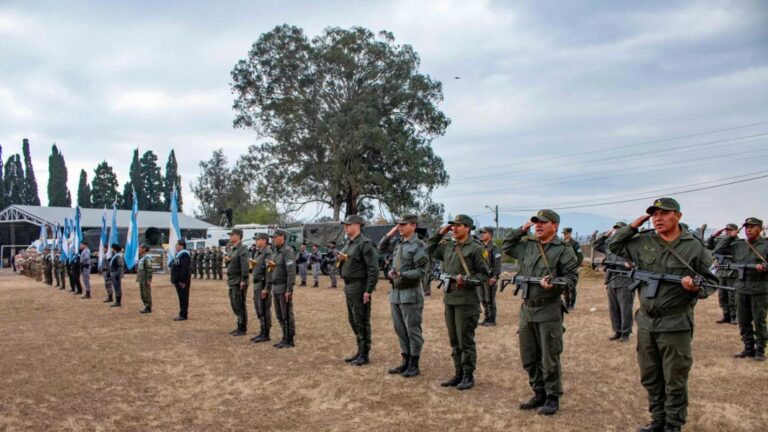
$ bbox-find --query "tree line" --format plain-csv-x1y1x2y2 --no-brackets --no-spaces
1,139,183,212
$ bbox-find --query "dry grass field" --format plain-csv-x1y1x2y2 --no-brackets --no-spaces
0,267,765,432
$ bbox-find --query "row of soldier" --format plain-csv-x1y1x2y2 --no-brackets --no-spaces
17,196,765,432
190,247,225,280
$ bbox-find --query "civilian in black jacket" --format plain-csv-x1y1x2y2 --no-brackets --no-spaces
171,240,192,321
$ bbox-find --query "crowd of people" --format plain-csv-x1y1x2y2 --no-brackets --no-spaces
11,196,766,432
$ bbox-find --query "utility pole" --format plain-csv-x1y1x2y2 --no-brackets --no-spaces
485,205,499,232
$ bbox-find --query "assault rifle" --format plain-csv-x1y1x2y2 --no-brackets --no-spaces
606,268,733,298
509,275,566,299
714,262,766,280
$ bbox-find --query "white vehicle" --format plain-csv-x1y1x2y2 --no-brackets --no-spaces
204,224,274,248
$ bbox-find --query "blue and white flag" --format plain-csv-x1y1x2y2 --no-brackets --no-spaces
68,217,77,263
106,203,119,259
37,223,47,252
75,207,83,247
53,223,60,250
167,189,181,266
98,208,107,268
124,190,139,270
61,219,70,261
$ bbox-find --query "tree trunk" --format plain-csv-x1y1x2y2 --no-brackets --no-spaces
332,202,341,221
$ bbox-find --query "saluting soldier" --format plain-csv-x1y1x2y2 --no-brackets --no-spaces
379,215,428,377
478,227,502,326
594,222,635,342
610,198,717,432
100,244,113,303
136,244,153,314
502,210,579,416
226,229,250,336
706,224,739,324
427,214,489,391
715,217,768,361
250,233,273,343
270,229,297,348
338,215,379,366
561,227,583,310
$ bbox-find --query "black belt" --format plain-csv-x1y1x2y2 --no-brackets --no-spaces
523,297,560,307
344,277,366,284
641,305,690,318
393,280,419,289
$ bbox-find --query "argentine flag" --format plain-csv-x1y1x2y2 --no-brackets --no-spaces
124,190,140,270
106,203,119,259
98,208,107,268
37,223,47,252
167,189,181,265
61,219,70,261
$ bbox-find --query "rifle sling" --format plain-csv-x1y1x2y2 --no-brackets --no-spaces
536,240,555,280
744,239,768,265
453,244,471,277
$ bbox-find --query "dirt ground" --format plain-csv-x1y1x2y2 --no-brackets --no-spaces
0,268,765,432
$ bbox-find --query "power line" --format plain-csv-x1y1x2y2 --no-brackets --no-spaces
498,170,768,210
452,133,768,185
496,172,768,212
449,145,768,196
459,120,768,174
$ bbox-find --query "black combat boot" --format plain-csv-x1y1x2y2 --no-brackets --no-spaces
139,307,151,314
388,353,409,374
402,355,420,378
537,395,559,415
637,420,665,432
104,294,113,303
519,390,546,410
456,373,474,390
286,336,295,347
716,311,730,324
300,281,306,287
312,282,318,288
274,338,287,349
111,296,121,307
81,292,91,299
734,343,755,358
253,329,270,342
754,345,766,362
351,353,369,366
232,325,247,336
608,332,621,341
344,352,361,363
440,370,463,387
618,332,630,342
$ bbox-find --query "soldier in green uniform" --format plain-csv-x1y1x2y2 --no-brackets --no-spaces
190,249,197,279
203,247,212,279
100,244,112,302
54,250,63,289
251,233,273,343
327,241,339,288
478,227,502,326
196,247,205,279
715,217,768,361
503,210,579,416
706,224,739,324
609,198,717,432
216,247,225,280
226,229,250,336
594,222,636,342
43,248,53,285
270,229,296,348
338,215,379,366
561,227,583,310
427,214,489,391
379,214,428,377
136,244,153,314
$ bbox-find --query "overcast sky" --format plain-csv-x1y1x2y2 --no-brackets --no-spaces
1,0,767,231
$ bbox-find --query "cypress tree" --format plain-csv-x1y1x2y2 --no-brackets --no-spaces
21,138,40,205
163,149,183,211
77,169,92,208
47,144,71,207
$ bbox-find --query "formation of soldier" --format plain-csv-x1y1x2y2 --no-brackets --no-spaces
14,196,767,432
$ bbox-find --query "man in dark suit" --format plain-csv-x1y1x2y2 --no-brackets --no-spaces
171,239,192,321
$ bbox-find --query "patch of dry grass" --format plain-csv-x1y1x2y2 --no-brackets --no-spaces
0,269,765,431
